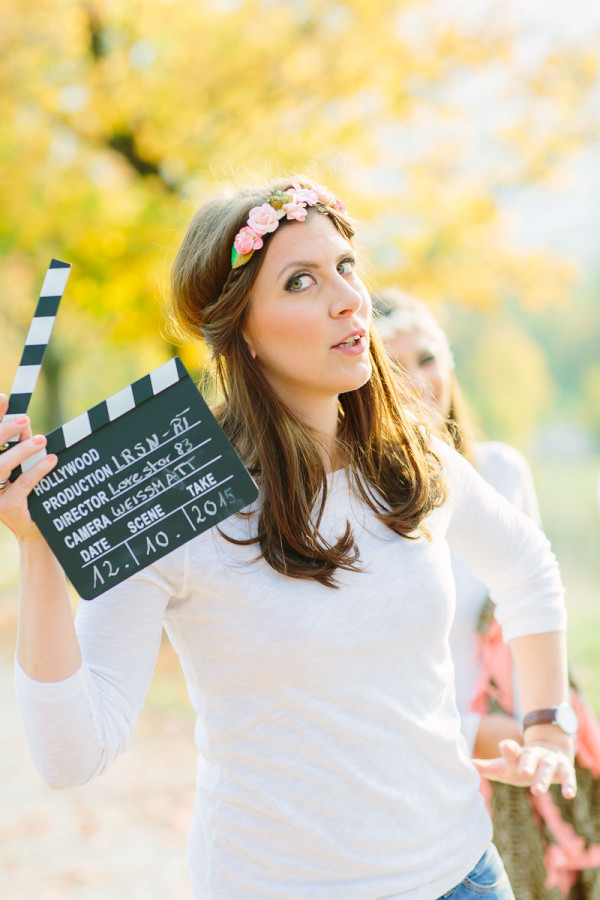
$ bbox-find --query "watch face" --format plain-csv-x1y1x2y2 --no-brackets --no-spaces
556,704,578,735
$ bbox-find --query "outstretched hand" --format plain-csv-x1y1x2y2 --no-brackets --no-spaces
473,738,576,799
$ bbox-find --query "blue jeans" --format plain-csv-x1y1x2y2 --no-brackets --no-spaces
438,844,515,899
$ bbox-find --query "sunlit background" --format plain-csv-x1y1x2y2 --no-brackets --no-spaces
1,1,600,896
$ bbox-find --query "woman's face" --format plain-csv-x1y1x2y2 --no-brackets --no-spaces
384,327,452,422
242,212,372,420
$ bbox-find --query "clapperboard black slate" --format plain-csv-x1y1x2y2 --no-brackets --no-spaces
3,259,258,599
22,357,258,599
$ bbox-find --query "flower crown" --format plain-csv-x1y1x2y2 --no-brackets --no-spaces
231,183,347,269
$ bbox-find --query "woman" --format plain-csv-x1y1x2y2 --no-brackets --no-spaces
373,287,600,899
371,288,537,757
0,178,576,900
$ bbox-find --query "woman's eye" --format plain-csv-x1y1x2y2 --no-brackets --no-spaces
286,273,315,292
420,354,436,366
337,258,355,275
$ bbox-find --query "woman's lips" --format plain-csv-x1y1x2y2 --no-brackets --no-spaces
331,335,368,355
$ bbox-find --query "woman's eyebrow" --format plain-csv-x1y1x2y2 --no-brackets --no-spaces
277,260,318,279
277,251,353,281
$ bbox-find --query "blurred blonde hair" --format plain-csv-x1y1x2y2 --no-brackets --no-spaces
167,177,447,586
372,288,476,464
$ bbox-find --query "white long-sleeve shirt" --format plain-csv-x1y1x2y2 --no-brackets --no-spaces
450,441,542,751
15,439,565,900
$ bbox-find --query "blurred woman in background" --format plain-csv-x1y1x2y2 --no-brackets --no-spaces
373,287,600,900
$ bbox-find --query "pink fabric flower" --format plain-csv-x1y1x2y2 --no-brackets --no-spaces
291,184,320,206
313,183,336,205
234,226,263,256
281,192,308,221
247,203,281,236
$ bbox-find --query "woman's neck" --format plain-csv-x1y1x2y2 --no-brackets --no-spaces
285,393,342,472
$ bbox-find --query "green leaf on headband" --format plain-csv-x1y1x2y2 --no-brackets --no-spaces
231,246,254,269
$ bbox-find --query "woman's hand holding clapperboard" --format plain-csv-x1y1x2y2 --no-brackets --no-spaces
0,260,258,598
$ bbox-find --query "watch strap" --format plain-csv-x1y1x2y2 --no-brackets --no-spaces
522,704,578,735
523,708,559,729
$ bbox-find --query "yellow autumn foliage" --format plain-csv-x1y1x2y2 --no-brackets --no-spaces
0,0,598,433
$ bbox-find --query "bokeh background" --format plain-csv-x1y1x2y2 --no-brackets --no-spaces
1,0,600,896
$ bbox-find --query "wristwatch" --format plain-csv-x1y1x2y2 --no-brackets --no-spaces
522,703,578,735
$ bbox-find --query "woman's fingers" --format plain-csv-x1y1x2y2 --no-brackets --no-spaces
473,739,577,797
500,739,522,763
472,757,505,779
557,758,577,799
0,393,60,540
529,756,559,795
0,387,33,446
5,445,58,503
0,432,48,486
0,427,58,540
473,740,525,782
0,410,34,453
516,742,577,797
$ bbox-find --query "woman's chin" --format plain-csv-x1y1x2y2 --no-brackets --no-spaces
339,361,372,394
338,371,371,394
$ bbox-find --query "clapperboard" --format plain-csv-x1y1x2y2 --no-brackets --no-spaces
3,260,258,599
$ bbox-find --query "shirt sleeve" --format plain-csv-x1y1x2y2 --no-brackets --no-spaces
437,439,566,644
476,442,541,525
14,545,187,788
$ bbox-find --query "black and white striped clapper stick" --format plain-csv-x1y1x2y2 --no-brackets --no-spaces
1,258,71,448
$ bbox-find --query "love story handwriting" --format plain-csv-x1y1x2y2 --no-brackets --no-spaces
32,407,239,592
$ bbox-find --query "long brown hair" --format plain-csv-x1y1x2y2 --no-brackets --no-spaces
167,177,446,586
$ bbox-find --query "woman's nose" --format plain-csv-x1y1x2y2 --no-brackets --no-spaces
330,277,363,318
